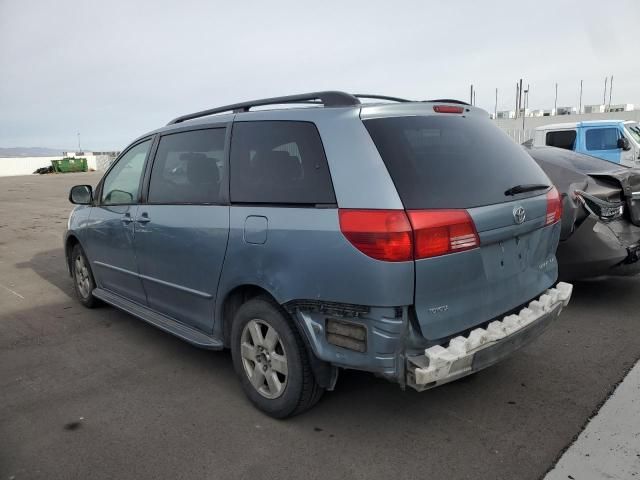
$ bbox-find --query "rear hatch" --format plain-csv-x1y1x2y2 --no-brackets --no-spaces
363,108,561,340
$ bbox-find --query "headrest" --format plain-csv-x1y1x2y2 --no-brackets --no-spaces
181,152,219,185
251,150,301,182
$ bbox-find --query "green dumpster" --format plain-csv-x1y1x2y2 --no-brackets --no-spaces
51,157,88,173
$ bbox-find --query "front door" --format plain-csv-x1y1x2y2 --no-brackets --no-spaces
85,139,152,305
133,127,230,333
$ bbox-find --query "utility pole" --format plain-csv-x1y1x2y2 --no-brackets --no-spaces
470,84,474,105
522,85,529,130
608,75,614,112
554,83,558,115
518,78,523,118
579,80,583,114
77,132,81,153
494,88,498,119
515,82,519,119
603,76,608,105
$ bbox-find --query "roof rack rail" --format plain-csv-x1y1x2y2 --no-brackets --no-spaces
354,94,412,103
425,99,471,106
167,91,361,125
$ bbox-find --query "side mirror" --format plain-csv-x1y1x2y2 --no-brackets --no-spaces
69,185,93,205
617,137,631,151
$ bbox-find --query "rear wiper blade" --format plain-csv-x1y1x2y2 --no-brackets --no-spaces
504,184,549,196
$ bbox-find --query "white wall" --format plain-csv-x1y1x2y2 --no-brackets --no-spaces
0,155,104,177
0,156,60,176
495,110,640,142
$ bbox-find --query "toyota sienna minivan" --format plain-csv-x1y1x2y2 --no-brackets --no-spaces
65,91,573,417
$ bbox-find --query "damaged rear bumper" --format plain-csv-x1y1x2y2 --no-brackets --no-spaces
406,282,573,391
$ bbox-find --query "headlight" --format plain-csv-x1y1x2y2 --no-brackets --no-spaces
574,190,624,221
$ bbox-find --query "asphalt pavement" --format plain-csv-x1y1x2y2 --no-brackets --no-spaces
1,172,639,480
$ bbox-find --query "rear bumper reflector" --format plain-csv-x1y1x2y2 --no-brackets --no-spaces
407,282,573,390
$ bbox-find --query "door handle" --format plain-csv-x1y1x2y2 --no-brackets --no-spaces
136,212,151,224
122,213,134,224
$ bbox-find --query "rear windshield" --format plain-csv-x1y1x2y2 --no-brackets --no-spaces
364,115,550,209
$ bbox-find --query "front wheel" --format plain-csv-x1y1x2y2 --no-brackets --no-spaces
71,244,98,308
230,297,323,418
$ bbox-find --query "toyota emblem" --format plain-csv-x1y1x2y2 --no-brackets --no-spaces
513,206,526,224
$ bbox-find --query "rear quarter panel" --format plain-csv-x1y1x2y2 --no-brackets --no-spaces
214,206,414,339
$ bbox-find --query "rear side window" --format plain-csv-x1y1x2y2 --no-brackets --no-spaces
230,121,335,204
585,128,619,151
364,115,550,209
148,128,226,204
545,130,576,150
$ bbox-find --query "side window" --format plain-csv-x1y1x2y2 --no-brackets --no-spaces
101,140,151,205
148,128,226,204
586,128,619,151
545,130,576,150
230,121,336,204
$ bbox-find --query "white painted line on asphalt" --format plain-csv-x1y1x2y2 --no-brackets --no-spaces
0,283,24,299
545,360,640,480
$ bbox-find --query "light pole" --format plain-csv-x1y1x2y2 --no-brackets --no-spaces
579,80,583,114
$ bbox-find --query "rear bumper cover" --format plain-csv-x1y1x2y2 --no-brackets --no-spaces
406,282,573,390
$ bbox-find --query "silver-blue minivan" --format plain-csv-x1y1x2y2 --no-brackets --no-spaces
65,91,572,417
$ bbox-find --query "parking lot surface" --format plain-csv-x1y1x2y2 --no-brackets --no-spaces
1,172,639,480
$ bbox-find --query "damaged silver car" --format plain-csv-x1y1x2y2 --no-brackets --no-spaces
526,146,640,280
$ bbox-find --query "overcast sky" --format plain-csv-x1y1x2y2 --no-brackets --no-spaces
1,0,639,150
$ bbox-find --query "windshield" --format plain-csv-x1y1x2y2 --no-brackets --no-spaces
363,115,550,209
625,123,640,143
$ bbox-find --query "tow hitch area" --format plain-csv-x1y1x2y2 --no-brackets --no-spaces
407,282,573,391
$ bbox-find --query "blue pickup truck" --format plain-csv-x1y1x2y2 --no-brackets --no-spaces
533,120,640,166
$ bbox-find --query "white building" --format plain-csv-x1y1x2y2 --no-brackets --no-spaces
496,110,515,119
556,106,576,116
609,104,634,112
584,104,606,114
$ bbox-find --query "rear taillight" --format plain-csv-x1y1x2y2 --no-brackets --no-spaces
339,208,480,261
433,105,464,114
338,209,413,262
545,187,562,225
408,210,480,259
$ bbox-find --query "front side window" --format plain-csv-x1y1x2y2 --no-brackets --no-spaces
101,140,151,205
230,121,336,204
586,128,619,151
148,128,226,204
545,130,576,150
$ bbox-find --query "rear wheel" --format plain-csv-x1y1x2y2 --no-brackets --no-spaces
71,244,98,308
230,297,323,418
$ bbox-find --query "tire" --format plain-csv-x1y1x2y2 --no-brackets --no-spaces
230,297,324,418
70,244,99,308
